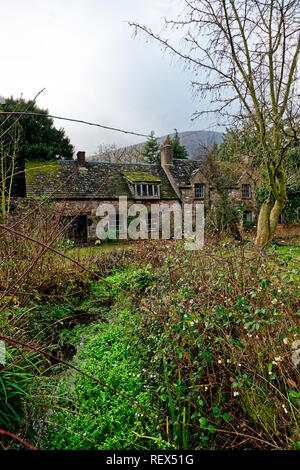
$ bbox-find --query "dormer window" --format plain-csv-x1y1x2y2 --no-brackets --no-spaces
195,183,205,199
242,184,251,198
122,171,161,199
135,183,160,198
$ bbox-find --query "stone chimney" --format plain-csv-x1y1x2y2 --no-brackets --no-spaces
161,138,173,166
77,151,86,167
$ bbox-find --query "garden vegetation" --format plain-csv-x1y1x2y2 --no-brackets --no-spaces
0,211,299,450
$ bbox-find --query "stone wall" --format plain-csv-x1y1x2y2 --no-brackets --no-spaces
9,197,48,225
229,173,257,214
275,223,300,238
53,199,185,241
8,196,298,244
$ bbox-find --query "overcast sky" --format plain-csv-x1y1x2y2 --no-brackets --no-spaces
1,0,217,156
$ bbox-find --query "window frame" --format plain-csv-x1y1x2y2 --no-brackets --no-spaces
109,213,125,233
244,211,253,223
242,184,252,199
135,183,160,198
194,183,205,199
147,213,159,232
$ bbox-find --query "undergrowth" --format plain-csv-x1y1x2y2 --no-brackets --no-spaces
0,237,299,450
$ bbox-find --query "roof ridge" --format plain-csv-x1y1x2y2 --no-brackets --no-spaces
59,160,159,167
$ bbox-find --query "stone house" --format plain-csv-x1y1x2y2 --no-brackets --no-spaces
25,142,257,243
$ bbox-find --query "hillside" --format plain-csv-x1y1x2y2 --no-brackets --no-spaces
126,130,224,161
155,130,224,160
90,130,224,162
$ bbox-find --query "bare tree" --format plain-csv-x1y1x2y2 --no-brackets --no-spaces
130,0,300,248
0,126,21,224
90,143,146,163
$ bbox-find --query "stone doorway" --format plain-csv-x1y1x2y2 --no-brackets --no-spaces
61,215,88,245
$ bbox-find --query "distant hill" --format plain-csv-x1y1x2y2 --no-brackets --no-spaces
90,130,224,162
135,130,224,161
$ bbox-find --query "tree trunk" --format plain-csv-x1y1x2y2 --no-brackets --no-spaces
255,193,286,249
255,159,287,249
255,199,273,248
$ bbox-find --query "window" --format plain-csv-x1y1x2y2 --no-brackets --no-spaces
147,213,159,232
109,214,125,233
195,183,205,198
244,211,253,223
135,183,160,198
242,184,251,198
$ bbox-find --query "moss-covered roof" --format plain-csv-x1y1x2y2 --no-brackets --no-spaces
25,161,59,197
24,158,251,200
25,160,178,200
122,170,161,182
25,160,58,180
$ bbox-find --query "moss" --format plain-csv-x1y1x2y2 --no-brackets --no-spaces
122,170,161,182
25,161,178,199
25,160,58,182
25,161,59,195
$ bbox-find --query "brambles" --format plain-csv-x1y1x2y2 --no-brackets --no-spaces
128,241,299,449
0,226,299,449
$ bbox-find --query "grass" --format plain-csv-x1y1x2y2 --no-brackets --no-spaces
269,244,300,256
68,240,134,257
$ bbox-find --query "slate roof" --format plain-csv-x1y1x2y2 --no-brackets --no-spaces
168,160,255,189
25,160,179,200
167,159,203,187
25,158,247,201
